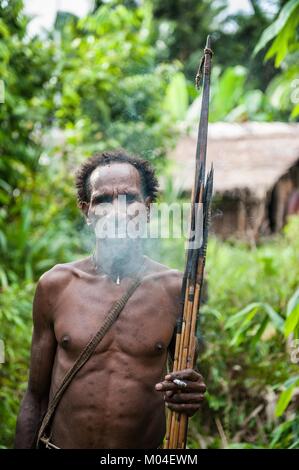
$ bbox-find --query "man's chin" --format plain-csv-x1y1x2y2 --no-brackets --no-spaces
99,237,141,259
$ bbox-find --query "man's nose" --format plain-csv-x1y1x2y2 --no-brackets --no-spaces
106,198,127,222
114,195,129,213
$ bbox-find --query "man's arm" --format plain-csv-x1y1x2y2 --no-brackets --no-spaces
14,276,57,448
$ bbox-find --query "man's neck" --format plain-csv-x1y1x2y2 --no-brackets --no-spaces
93,240,145,282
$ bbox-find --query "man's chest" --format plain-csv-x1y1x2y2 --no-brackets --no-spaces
52,278,178,360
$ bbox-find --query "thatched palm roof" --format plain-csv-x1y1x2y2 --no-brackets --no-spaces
168,122,299,200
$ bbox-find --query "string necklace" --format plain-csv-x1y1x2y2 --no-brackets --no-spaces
91,251,146,285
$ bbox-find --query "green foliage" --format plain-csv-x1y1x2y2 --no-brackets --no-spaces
192,217,299,448
0,0,72,283
186,65,281,125
284,288,299,336
0,282,34,448
275,376,299,418
164,0,298,122
1,0,299,451
265,64,299,119
254,0,299,66
0,1,180,286
163,72,189,121
209,66,247,121
151,0,278,92
254,0,299,120
51,2,176,161
151,0,227,73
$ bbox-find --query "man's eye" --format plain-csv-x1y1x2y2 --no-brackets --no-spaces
92,196,112,205
126,195,136,203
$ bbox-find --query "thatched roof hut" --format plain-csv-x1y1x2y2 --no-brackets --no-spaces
168,122,299,240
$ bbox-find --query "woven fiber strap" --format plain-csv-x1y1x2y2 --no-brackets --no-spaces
36,275,142,448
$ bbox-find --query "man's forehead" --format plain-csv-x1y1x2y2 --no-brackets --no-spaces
90,163,142,191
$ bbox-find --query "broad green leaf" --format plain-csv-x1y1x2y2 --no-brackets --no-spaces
286,287,299,316
264,12,299,66
275,383,296,417
163,72,188,122
289,439,299,449
284,304,299,336
225,303,260,329
254,0,299,55
226,302,283,332
263,303,284,332
210,66,246,121
270,419,294,447
254,316,270,345
291,102,299,119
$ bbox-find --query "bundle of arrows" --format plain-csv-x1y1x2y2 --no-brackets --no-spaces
164,35,214,450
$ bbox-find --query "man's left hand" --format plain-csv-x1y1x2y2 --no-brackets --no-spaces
155,368,206,417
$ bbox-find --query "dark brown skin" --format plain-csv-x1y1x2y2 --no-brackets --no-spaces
287,190,299,216
15,163,206,449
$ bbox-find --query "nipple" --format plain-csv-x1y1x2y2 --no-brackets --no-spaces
155,341,165,353
61,335,70,349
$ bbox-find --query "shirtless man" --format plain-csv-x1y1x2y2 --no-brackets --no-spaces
15,150,206,449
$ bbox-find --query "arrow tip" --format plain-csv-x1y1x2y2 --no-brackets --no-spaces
206,35,211,49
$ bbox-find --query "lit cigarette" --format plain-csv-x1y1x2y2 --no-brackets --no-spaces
173,378,187,388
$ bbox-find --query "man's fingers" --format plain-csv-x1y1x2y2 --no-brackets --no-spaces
165,368,203,382
155,380,206,392
165,403,200,412
164,393,205,404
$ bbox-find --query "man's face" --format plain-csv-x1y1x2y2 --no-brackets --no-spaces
87,162,149,258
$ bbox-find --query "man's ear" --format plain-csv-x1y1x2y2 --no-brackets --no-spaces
80,202,91,222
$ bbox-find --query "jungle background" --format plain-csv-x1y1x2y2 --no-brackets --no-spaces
1,0,299,449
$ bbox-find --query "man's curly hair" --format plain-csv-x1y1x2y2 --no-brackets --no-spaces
75,150,159,210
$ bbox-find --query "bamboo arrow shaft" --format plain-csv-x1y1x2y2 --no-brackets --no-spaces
164,35,213,450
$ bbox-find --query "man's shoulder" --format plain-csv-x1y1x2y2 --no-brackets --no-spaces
144,257,182,293
32,258,92,320
38,257,91,292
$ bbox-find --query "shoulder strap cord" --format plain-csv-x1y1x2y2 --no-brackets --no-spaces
36,276,142,447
